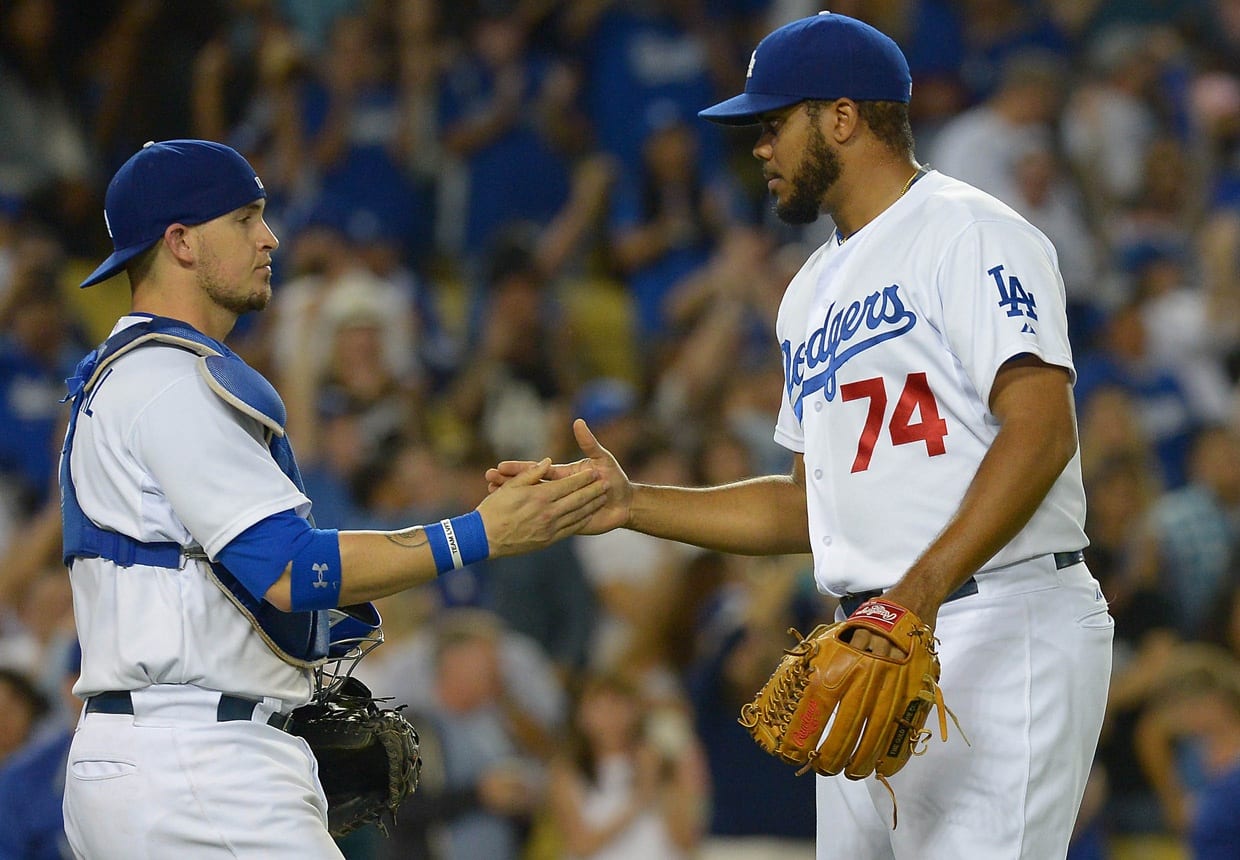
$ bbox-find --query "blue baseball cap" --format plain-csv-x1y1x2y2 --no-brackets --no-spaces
699,12,912,126
80,139,267,288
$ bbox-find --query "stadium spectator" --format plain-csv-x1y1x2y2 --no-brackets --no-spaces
1133,644,1240,856
1060,24,1166,215
1074,299,1198,487
0,231,84,510
1139,426,1240,637
1128,239,1238,424
608,105,735,351
0,642,80,860
0,0,97,240
437,4,580,268
0,667,48,766
372,609,563,860
547,672,708,860
565,0,726,176
928,50,1064,205
303,11,435,261
448,230,577,462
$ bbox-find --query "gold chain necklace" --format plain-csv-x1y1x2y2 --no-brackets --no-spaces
900,165,925,196
837,166,926,245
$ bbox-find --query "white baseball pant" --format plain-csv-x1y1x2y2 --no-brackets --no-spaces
816,554,1113,859
63,685,341,859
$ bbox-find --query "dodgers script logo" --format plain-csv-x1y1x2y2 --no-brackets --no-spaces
782,284,917,420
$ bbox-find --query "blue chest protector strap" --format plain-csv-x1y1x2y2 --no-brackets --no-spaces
60,316,377,666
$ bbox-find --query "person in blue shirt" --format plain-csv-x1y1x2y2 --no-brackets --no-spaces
608,107,736,351
0,644,79,860
1131,645,1240,860
569,0,723,176
299,13,434,263
438,8,576,268
1073,301,1197,487
0,244,86,509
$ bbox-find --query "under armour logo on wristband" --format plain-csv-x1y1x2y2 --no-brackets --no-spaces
312,562,332,588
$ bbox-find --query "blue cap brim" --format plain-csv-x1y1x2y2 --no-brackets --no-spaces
698,92,805,125
79,239,158,288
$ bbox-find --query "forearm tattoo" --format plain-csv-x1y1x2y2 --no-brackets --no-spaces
385,527,429,549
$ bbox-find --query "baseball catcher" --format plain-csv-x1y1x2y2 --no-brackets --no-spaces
739,598,962,824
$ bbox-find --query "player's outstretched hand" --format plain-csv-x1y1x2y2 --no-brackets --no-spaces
485,418,633,536
476,455,607,557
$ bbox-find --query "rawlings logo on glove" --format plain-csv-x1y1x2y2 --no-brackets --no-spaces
738,597,962,825
852,600,901,627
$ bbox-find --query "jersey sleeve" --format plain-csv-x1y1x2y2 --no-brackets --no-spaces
130,372,311,558
773,387,806,453
772,259,817,455
936,218,1076,410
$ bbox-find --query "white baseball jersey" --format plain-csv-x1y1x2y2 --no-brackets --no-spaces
774,171,1087,596
66,315,315,704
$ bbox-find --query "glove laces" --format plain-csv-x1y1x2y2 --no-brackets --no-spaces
874,630,970,829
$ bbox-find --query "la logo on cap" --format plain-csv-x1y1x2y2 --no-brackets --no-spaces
746,49,757,78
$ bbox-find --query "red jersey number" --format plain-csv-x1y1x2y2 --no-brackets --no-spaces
840,372,949,473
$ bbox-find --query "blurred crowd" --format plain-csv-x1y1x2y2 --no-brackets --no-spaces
1,0,1239,858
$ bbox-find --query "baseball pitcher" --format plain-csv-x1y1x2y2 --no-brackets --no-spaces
490,13,1113,859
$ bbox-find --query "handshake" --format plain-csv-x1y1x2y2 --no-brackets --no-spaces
475,418,632,559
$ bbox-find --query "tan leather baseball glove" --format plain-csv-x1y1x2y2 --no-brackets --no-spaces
738,598,959,820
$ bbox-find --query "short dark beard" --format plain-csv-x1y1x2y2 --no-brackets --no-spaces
193,235,271,315
201,272,270,315
775,121,841,225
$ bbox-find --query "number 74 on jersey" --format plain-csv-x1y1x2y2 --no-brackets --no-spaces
840,372,948,473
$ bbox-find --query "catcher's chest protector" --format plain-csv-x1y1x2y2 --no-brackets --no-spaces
60,316,373,666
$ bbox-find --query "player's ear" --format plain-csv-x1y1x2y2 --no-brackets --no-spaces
164,223,195,265
828,98,860,144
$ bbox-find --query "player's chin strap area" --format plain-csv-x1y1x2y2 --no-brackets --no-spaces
60,316,379,668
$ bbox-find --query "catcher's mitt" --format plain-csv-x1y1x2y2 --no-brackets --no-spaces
739,599,959,804
289,675,422,837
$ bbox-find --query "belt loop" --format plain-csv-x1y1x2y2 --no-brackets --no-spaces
1054,550,1085,570
85,691,135,715
216,695,257,723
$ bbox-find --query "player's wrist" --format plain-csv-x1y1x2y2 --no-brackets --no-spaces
424,512,490,574
623,482,653,531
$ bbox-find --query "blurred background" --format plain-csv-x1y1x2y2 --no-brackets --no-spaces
0,1,1238,858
